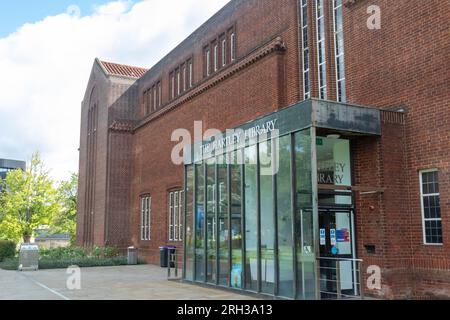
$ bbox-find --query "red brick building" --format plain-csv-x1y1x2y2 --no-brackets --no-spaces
77,0,450,299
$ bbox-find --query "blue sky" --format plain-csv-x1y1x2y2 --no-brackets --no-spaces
0,0,122,37
0,0,229,181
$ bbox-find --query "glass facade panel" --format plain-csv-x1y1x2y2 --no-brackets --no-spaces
218,163,229,286
259,140,275,294
184,165,194,281
295,129,316,299
181,110,360,299
195,163,205,282
230,153,243,288
244,145,258,291
277,135,294,298
206,161,216,283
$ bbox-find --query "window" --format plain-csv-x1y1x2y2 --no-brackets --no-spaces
333,0,346,102
214,43,219,72
176,68,181,96
230,32,236,61
170,58,193,99
143,89,150,115
171,72,175,99
420,170,443,245
316,0,327,99
158,81,162,107
221,37,227,67
182,63,187,92
140,195,151,241
300,0,310,99
204,46,211,77
169,190,184,242
189,60,193,88
153,85,157,111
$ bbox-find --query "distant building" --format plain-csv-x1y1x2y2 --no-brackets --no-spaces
0,158,26,180
35,231,71,249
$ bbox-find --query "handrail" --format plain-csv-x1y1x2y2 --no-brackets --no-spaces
317,256,363,262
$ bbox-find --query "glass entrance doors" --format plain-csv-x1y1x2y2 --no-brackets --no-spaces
318,208,358,299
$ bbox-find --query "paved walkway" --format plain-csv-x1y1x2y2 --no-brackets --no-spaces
0,265,255,300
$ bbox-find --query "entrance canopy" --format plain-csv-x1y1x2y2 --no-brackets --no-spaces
184,99,381,164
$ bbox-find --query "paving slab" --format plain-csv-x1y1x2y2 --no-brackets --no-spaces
0,265,256,300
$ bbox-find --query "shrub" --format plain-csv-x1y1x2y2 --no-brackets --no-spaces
0,240,16,262
0,257,19,270
38,256,128,269
39,247,86,260
90,246,120,258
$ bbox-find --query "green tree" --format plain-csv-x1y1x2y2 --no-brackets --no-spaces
52,173,78,244
0,153,59,242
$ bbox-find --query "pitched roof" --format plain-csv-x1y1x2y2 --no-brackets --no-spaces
98,59,148,79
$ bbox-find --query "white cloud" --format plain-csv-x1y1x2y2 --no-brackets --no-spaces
0,0,230,182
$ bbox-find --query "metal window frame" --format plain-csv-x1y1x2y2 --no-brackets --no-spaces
169,192,174,241
230,33,236,61
332,0,346,102
419,169,443,245
315,0,327,100
299,0,310,100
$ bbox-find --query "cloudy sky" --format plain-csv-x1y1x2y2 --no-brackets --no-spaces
0,0,229,182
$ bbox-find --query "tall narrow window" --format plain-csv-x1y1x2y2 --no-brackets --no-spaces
153,85,157,111
214,43,219,72
300,0,310,99
176,69,181,96
333,0,346,102
221,38,227,67
140,195,151,241
420,170,443,245
171,72,175,100
316,0,327,99
230,32,236,61
204,47,211,77
158,81,162,107
182,64,187,92
189,60,193,88
169,190,184,242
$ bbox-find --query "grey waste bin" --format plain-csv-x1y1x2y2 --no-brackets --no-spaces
127,246,138,265
18,244,39,271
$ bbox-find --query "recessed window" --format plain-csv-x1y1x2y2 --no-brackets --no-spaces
140,195,151,241
221,38,227,67
420,170,443,245
169,190,184,242
316,0,327,100
158,81,162,107
205,47,211,77
176,68,181,96
171,72,175,99
230,32,236,61
189,60,193,88
214,43,219,72
333,0,346,102
153,85,157,111
300,0,310,100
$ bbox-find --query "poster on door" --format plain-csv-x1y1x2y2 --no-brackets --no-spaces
336,228,350,243
330,229,336,246
320,229,326,246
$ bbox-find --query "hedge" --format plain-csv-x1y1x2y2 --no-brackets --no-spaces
0,240,16,262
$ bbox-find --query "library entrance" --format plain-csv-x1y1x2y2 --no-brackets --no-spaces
182,99,381,299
